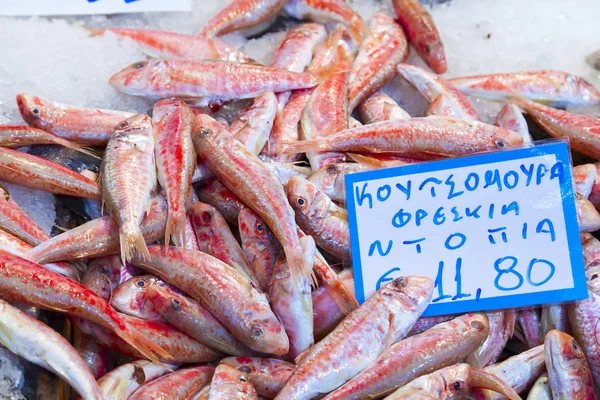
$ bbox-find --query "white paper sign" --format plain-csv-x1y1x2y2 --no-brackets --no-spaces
0,0,192,16
345,142,587,316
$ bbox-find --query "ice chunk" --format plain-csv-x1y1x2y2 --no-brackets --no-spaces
0,347,25,400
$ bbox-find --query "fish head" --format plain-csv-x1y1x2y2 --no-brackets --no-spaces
190,202,219,241
287,175,327,220
308,163,352,201
145,282,192,316
567,75,600,104
545,329,588,379
383,276,434,315
16,93,50,128
109,59,164,95
110,275,162,321
191,113,226,156
245,290,290,356
81,255,122,301
488,125,525,149
585,265,600,292
111,114,154,151
152,97,187,123
238,207,274,249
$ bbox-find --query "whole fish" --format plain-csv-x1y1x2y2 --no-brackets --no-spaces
426,94,457,118
348,13,408,112
238,207,281,292
152,98,195,247
201,0,286,37
384,364,520,400
397,64,480,121
91,27,254,63
16,93,134,146
190,201,259,286
97,360,174,400
196,177,246,224
517,308,543,348
73,329,115,380
467,311,516,368
229,91,277,155
192,114,315,285
358,91,411,123
470,345,545,400
131,245,289,355
0,184,49,246
568,265,600,389
288,176,350,262
312,268,355,340
109,59,322,106
494,103,533,144
146,281,252,356
513,97,600,159
73,313,222,364
221,357,295,398
0,125,96,156
0,299,102,400
449,70,600,105
324,313,490,400
308,162,370,202
0,146,100,198
26,193,167,265
392,0,447,73
81,255,122,300
130,365,215,400
275,276,434,400
545,329,597,400
0,229,79,280
283,0,369,45
283,117,524,157
0,250,169,363
111,276,165,322
208,363,258,400
269,255,315,360
102,114,156,263
526,373,552,400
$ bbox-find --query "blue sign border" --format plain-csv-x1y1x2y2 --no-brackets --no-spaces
345,141,588,316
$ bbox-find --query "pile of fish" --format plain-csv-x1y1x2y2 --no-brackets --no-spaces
1,0,600,398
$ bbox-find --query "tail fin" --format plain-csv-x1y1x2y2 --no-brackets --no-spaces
347,153,385,169
348,15,370,45
165,210,186,248
313,253,358,315
116,321,173,367
281,139,325,155
298,235,318,288
120,226,150,264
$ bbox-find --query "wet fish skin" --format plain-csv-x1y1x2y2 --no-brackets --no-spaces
153,97,196,247
238,207,281,292
324,313,490,400
0,125,96,156
129,365,215,400
392,0,447,74
0,250,169,363
109,59,321,105
308,162,370,202
426,94,457,118
201,0,286,37
358,91,410,123
0,185,49,246
0,146,101,199
192,114,314,286
406,315,456,336
288,176,350,262
16,93,134,146
221,356,295,398
195,177,246,224
208,363,258,400
449,70,600,106
541,304,573,338
81,255,122,301
545,329,596,400
73,329,115,380
348,13,409,112
97,359,175,400
190,201,260,286
92,27,254,62
130,245,289,356
0,299,102,400
73,313,222,364
26,193,167,264
230,91,277,155
102,114,156,263
146,278,254,356
312,268,355,341
517,308,543,349
493,103,533,144
111,275,165,322
466,311,516,368
275,276,434,400
526,373,552,400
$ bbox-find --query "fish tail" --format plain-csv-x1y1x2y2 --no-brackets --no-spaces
116,321,173,366
281,140,325,155
165,210,186,247
313,256,358,315
298,235,318,288
348,15,370,45
119,226,150,264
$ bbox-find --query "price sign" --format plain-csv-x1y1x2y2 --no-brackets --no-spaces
0,0,192,16
345,141,587,316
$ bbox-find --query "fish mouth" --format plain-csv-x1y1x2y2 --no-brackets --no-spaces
470,369,520,400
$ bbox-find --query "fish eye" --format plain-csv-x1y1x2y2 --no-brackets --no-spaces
295,196,307,209
136,279,146,288
133,61,147,70
202,211,212,223
592,274,599,280
251,326,263,339
172,299,181,310
326,164,337,174
572,340,582,354
100,265,110,275
117,121,128,129
495,139,507,148
452,381,464,391
170,97,178,102
238,366,252,373
31,108,40,116
239,376,248,383
470,320,485,331
199,128,212,137
254,222,265,234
